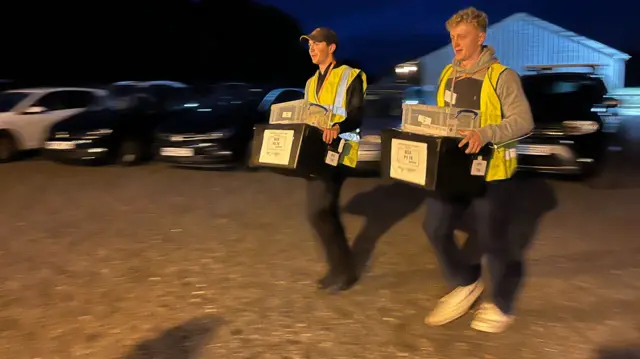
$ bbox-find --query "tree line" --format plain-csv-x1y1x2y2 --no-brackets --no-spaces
0,0,317,87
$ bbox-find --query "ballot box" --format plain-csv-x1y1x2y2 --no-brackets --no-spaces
380,103,492,197
249,100,338,177
381,129,493,197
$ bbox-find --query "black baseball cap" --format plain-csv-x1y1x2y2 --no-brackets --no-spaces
300,27,339,47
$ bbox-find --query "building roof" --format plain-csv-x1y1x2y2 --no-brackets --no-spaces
492,13,630,60
422,13,630,61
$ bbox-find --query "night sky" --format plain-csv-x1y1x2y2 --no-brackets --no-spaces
258,0,639,74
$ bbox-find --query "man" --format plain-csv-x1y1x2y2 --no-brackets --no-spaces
299,27,367,293
423,7,534,333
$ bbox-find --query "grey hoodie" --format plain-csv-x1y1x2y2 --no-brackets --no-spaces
446,46,534,146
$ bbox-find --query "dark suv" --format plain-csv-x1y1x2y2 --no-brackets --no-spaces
516,67,618,177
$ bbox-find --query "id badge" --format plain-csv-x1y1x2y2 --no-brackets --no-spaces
470,156,488,176
325,151,339,166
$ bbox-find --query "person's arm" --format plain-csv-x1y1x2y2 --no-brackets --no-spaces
336,72,364,134
476,69,534,145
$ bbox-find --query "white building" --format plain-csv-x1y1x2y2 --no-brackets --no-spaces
416,13,630,91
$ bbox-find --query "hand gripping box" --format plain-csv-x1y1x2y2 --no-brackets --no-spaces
380,129,493,198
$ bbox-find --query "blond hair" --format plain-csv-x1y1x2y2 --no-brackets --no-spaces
446,7,488,32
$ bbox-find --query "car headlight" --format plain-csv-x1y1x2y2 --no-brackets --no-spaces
86,129,113,135
205,129,234,139
562,121,600,134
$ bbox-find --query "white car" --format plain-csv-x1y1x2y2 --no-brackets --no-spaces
0,87,107,162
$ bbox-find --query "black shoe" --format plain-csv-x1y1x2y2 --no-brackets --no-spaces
316,271,338,290
316,270,359,293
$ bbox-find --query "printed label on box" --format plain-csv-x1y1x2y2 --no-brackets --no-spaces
282,111,292,118
403,124,448,137
258,129,295,165
417,114,432,125
389,139,428,186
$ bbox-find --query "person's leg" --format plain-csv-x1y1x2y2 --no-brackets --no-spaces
306,171,356,292
423,195,483,326
470,179,523,333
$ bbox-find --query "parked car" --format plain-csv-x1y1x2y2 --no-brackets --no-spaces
516,65,617,177
0,80,16,92
155,87,304,168
0,87,107,162
43,81,192,166
350,90,404,175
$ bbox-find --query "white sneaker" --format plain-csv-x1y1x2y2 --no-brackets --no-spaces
470,303,514,333
424,280,484,326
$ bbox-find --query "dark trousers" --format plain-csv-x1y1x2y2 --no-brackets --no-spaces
306,170,355,275
423,179,524,314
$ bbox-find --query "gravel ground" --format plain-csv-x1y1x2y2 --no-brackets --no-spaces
0,158,639,359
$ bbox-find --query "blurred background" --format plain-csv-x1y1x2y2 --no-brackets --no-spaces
1,1,640,358
2,0,640,87
1,0,639,177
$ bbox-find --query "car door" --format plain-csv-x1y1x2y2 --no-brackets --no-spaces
20,90,97,148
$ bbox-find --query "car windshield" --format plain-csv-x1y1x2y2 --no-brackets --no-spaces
97,85,154,111
194,84,263,107
0,91,30,112
364,93,403,118
521,74,607,121
108,84,141,98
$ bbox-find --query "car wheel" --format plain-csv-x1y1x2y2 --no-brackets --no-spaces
118,140,142,166
0,133,17,163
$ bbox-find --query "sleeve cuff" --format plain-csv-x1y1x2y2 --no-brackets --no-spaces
476,126,492,145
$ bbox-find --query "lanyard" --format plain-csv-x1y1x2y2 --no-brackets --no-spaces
315,61,335,102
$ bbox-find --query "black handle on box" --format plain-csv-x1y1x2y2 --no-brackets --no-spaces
456,109,479,120
308,103,329,113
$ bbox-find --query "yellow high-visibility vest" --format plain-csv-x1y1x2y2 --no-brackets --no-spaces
436,63,518,181
305,64,367,168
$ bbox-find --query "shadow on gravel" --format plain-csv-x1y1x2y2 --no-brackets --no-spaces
343,175,558,274
596,346,640,359
122,315,224,359
344,181,429,273
584,121,640,190
458,174,558,262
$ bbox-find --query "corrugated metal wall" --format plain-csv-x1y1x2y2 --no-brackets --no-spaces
418,17,625,91
419,47,453,88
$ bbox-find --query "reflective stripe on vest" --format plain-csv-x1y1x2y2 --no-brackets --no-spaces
305,68,351,117
331,68,352,117
333,68,359,141
436,62,518,181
